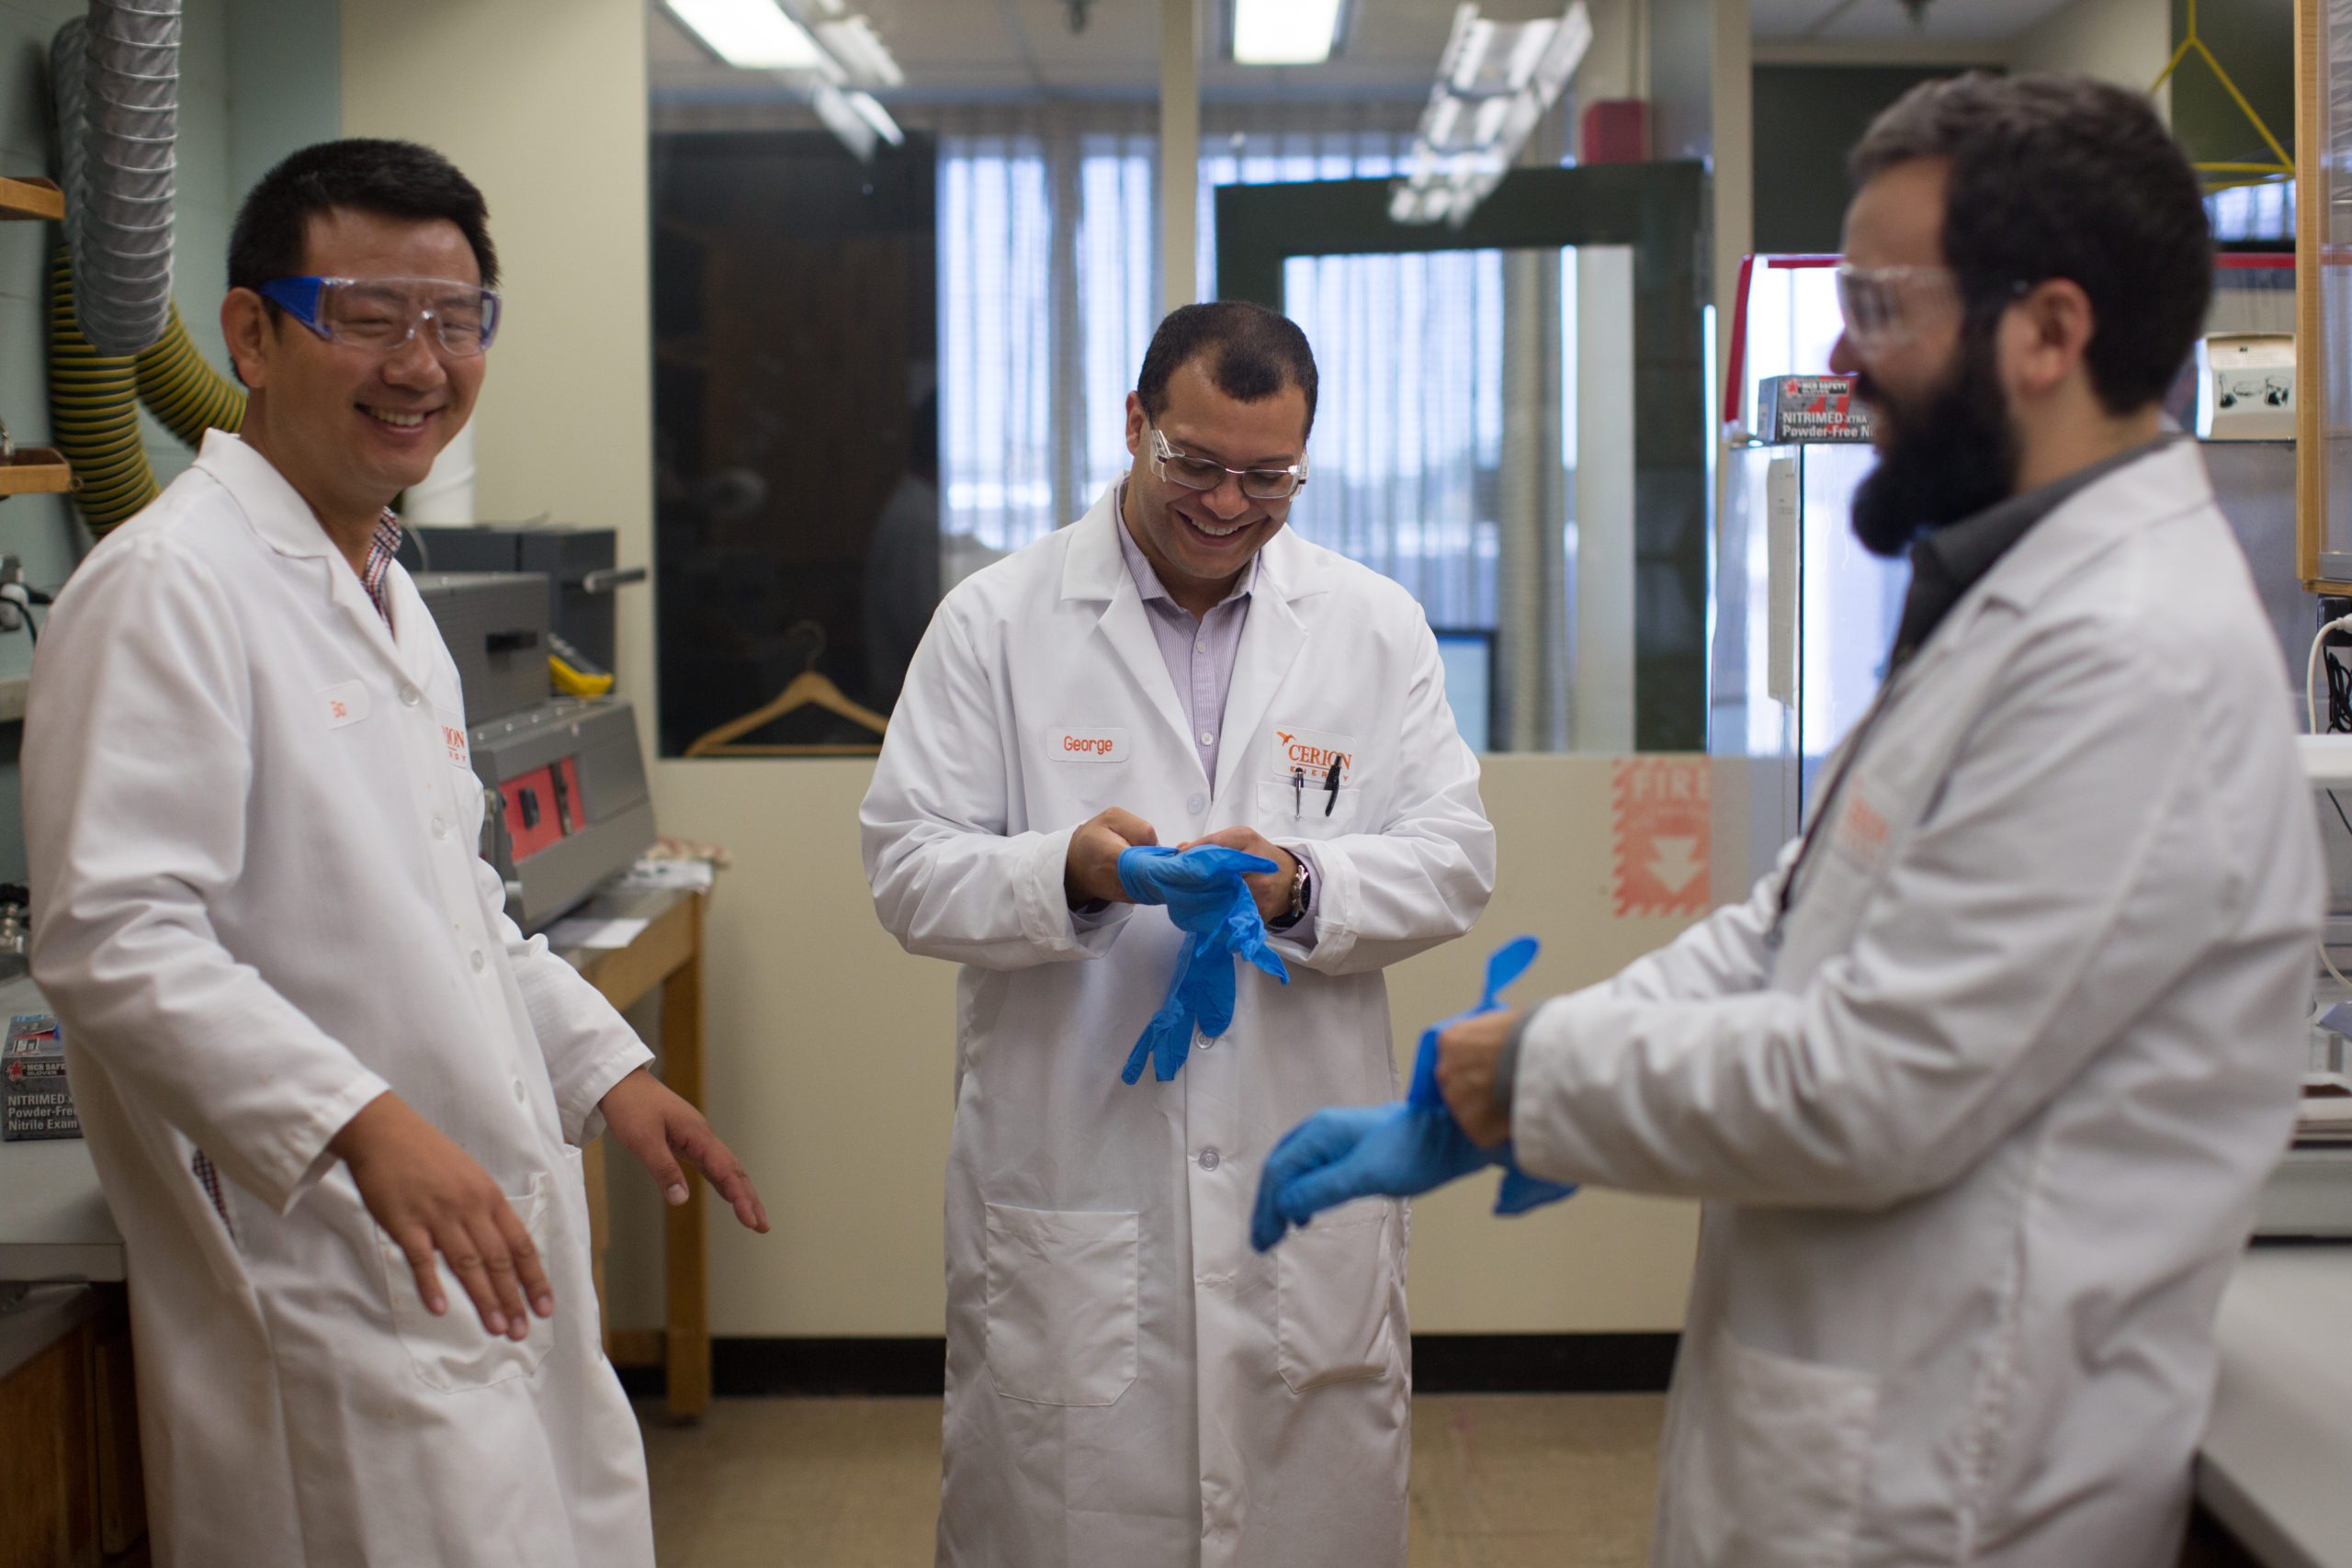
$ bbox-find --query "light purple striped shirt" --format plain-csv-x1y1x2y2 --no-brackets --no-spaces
1113,490,1317,938
1114,493,1255,784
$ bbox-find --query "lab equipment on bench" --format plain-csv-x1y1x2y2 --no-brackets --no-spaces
412,570,655,932
411,525,641,673
2256,734,2352,1236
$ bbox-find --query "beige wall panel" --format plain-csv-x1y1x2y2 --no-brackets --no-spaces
642,756,1709,1337
341,0,662,760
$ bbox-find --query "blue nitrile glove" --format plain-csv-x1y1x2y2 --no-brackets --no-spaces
1118,845,1292,1084
1251,936,1576,1251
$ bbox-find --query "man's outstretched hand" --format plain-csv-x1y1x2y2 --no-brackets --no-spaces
599,1067,770,1235
1250,1101,1492,1252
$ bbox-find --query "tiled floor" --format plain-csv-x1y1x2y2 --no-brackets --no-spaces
639,1393,1664,1567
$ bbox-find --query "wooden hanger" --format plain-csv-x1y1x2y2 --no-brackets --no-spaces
684,623,889,758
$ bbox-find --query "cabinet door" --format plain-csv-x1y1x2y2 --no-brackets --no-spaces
0,1322,98,1568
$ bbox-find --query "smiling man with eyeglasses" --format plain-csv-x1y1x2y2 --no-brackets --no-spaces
863,300,1496,1565
24,138,767,1568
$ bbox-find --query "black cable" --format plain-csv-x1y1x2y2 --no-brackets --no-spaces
2330,789,2352,841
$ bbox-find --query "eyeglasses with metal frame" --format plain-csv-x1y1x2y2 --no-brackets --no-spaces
1148,426,1308,502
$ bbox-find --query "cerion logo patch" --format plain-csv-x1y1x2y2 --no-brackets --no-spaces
1271,726,1357,785
1053,727,1131,763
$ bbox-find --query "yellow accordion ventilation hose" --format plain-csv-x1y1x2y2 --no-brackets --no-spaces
45,245,245,536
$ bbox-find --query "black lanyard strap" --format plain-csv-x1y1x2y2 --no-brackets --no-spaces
1764,660,1913,951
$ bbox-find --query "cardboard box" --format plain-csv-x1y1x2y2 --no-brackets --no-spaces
1758,375,1876,445
2197,333,2295,441
3,1012,78,1141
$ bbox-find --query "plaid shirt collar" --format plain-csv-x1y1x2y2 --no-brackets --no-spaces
360,509,402,627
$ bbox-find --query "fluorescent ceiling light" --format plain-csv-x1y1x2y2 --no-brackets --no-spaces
667,0,828,70
1396,1,1590,228
818,16,904,87
845,89,905,148
1232,0,1345,65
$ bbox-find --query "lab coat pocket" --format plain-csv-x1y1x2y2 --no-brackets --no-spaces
1256,776,1362,841
1684,1329,1879,1567
983,1203,1139,1406
377,1170,559,1394
1276,1201,1396,1393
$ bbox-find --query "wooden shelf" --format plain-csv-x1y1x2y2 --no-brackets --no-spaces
0,177,63,222
0,449,70,497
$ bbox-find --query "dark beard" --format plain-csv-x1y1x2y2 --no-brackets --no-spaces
1848,326,2020,558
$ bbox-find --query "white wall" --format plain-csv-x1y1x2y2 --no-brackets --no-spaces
341,0,1709,1340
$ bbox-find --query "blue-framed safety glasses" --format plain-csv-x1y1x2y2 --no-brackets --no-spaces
257,275,503,357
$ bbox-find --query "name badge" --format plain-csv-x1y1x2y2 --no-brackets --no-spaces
1053,727,1131,763
1271,725,1358,785
320,680,370,730
435,706,472,773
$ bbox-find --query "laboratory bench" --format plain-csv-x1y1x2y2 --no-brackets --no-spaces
2194,1243,2352,1568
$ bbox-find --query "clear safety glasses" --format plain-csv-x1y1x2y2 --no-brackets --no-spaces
1832,263,1962,356
1149,427,1308,502
258,276,503,358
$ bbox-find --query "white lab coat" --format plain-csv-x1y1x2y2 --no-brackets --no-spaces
1510,442,2324,1567
24,432,656,1568
862,486,1496,1568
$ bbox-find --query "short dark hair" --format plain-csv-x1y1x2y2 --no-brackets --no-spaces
1850,72,2210,414
229,139,499,294
1136,301,1318,437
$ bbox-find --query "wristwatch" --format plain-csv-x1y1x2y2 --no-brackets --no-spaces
1269,855,1312,931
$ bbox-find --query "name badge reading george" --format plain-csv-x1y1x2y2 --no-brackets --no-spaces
1054,727,1132,763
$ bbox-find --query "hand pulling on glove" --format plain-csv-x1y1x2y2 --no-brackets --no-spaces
1250,934,1575,1251
1117,845,1290,1084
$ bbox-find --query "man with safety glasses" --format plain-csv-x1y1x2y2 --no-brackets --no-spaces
862,301,1496,1565
24,139,765,1567
1258,72,2323,1568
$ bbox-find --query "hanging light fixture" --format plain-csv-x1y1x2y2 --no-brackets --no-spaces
1390,1,1591,228
664,0,906,161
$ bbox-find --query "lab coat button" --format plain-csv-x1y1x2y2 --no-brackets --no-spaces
512,1080,526,1104
1187,793,1206,815
399,684,421,706
469,950,486,974
1198,1147,1220,1171
431,817,447,840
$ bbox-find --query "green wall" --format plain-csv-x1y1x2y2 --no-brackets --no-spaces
1751,64,1984,256
2168,0,2294,173
0,0,338,883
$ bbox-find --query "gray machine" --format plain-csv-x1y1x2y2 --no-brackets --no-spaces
412,525,643,672
412,571,655,931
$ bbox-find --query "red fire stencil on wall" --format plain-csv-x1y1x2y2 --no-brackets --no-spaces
1612,758,1711,918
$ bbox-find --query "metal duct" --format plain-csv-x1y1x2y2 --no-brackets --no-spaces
50,1,180,357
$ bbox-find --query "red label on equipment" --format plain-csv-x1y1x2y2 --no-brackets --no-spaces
1612,758,1711,918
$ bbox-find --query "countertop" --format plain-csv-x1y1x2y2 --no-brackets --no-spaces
2199,1243,2352,1568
